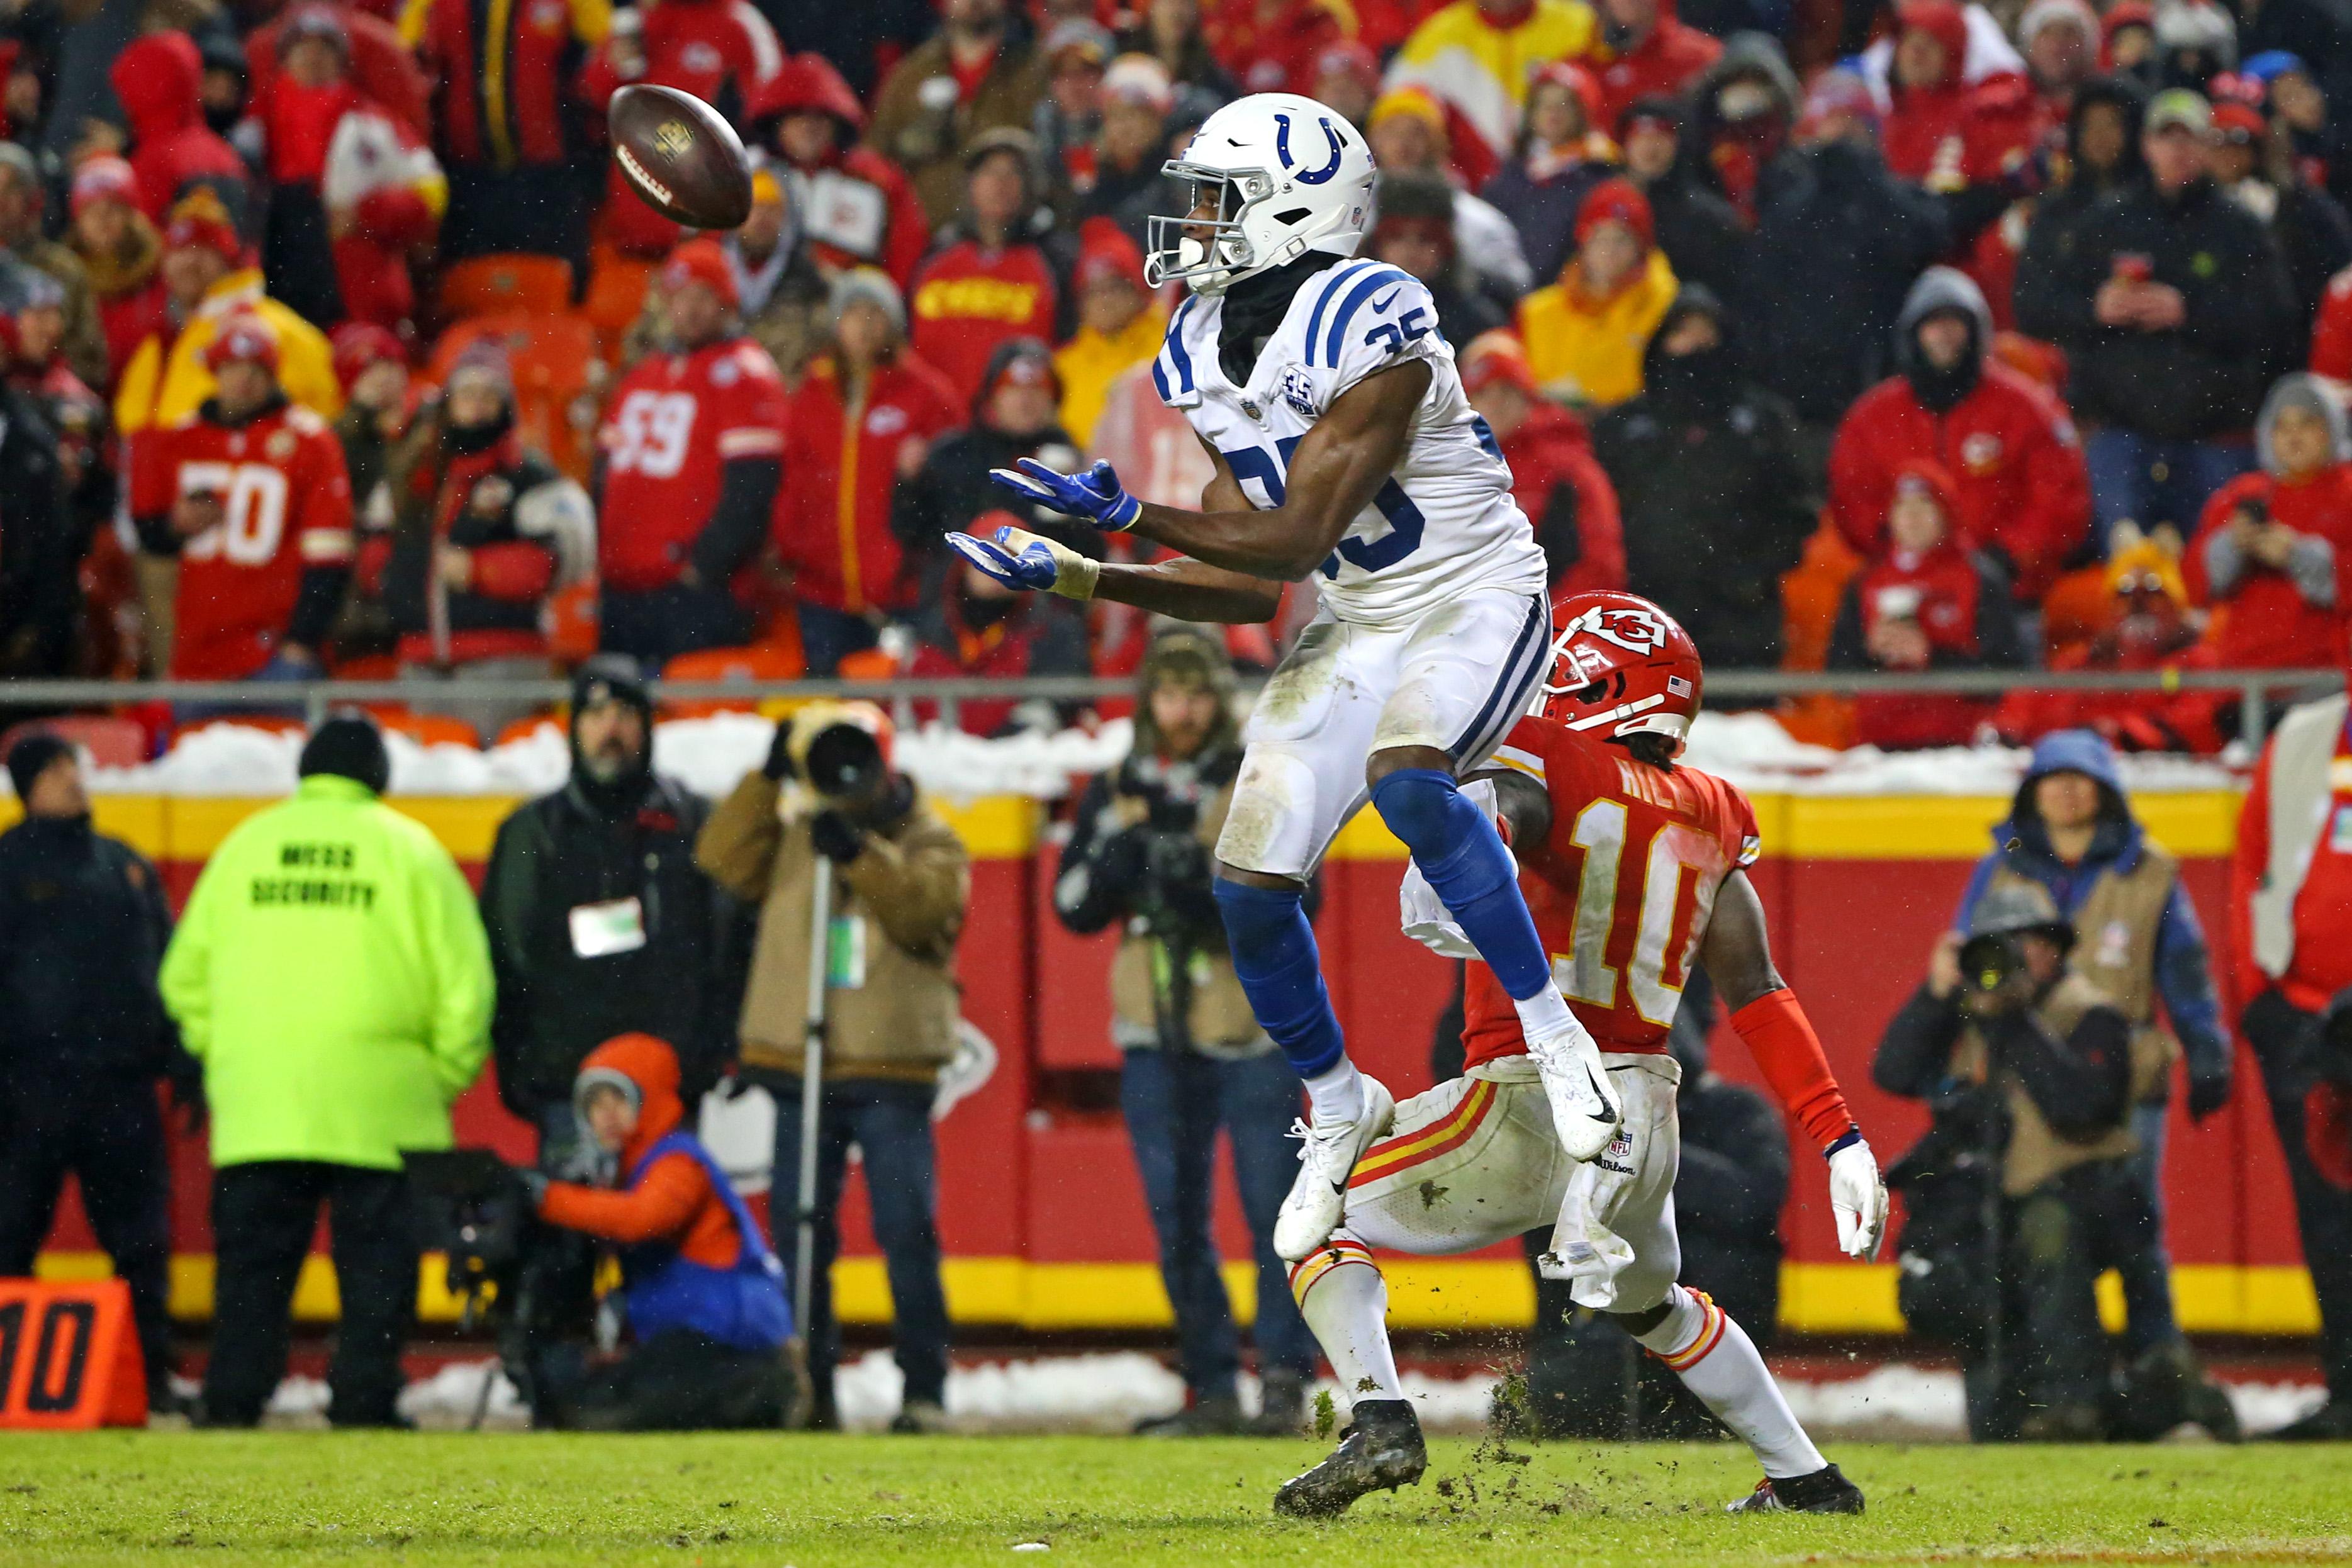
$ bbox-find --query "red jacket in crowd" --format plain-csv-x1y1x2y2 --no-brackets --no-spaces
583,0,784,256
2312,266,2352,379
907,238,1060,407
131,400,356,679
406,0,604,169
773,349,960,615
1993,636,2226,753
1201,0,1351,94
1879,1,2042,189
250,3,429,136
110,33,254,228
252,66,442,330
1588,0,1720,133
2230,700,2352,1012
749,54,929,287
1499,400,1626,596
597,334,787,592
1830,362,2091,601
2187,469,2352,668
1838,537,2004,748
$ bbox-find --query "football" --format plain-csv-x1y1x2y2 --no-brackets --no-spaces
608,83,754,230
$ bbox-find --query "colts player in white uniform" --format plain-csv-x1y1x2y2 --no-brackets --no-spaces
947,93,1621,1265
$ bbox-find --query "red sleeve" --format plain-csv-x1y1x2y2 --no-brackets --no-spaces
1722,778,1762,870
885,172,930,289
1730,988,1857,1150
538,1151,708,1243
355,532,391,596
469,540,557,600
1826,400,1888,557
2007,389,2091,595
2186,474,2265,603
296,431,356,566
128,426,177,518
2229,737,2274,1011
355,187,436,245
1557,441,1625,593
2316,269,2352,379
712,348,788,461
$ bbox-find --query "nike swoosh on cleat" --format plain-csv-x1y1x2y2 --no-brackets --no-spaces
1585,1067,1618,1121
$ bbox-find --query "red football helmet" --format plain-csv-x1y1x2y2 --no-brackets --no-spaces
1538,590,1704,755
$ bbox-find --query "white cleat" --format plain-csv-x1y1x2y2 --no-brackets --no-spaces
1273,1077,1396,1262
1526,1022,1621,1162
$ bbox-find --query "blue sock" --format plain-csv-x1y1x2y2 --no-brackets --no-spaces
1211,879,1346,1078
1370,767,1552,1002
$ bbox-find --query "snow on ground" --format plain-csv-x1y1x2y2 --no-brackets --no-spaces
47,709,2244,804
241,1353,2317,1439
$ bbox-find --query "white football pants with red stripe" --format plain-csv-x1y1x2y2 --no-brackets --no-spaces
1287,1053,1826,1478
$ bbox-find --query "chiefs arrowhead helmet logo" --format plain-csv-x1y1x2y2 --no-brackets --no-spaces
1586,605,1671,654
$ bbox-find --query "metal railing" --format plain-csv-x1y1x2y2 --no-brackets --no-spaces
0,666,2342,746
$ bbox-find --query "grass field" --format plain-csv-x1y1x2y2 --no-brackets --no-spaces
1,1432,2347,1566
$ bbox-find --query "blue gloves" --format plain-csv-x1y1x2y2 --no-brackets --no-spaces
988,456,1141,532
944,523,1099,600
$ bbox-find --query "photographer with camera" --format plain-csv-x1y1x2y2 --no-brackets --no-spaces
696,702,968,1433
511,1032,797,1430
1053,629,1315,1436
1874,884,2174,1441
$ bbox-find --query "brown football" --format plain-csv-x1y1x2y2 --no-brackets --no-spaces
608,83,754,230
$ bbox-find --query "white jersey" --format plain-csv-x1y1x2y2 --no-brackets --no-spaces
1151,257,1548,629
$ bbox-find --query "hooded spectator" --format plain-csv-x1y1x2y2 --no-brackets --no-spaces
907,131,1063,406
1684,30,1803,222
1384,0,1598,174
1365,86,1528,294
245,0,429,137
2020,0,2100,115
1479,61,1620,288
2104,2,2161,86
2154,0,2237,92
407,0,607,264
1591,286,1817,671
1589,0,1720,132
1055,218,1165,447
1368,171,1508,349
748,53,928,289
67,156,166,386
1518,177,1678,409
776,269,961,675
2014,75,2149,325
1033,18,1116,199
2186,372,2352,669
1076,53,1187,248
1995,525,2227,752
1617,94,1747,300
362,343,589,731
2017,88,2299,536
1199,0,1352,98
1828,459,2026,749
1460,331,1625,597
625,168,827,384
108,31,252,233
869,0,1049,228
1830,266,2092,603
1118,0,1243,99
0,144,106,391
2206,88,2352,335
1878,0,2041,191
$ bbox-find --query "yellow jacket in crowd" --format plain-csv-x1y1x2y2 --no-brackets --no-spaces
1516,247,1678,411
115,267,343,439
1056,307,1166,449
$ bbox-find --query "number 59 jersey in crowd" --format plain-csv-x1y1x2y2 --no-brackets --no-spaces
1460,715,1764,1065
130,403,353,680
1151,258,1547,629
596,336,787,592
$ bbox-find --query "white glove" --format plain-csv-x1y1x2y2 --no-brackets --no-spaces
1827,1135,1888,1261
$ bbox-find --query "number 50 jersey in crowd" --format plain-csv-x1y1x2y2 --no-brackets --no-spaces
1150,257,1546,629
1462,715,1764,1063
130,402,354,680
596,336,787,593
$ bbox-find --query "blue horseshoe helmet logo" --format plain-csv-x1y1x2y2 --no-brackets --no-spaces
1273,113,1347,185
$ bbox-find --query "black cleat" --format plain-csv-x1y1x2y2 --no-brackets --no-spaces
1273,1399,1427,1518
1726,1462,1864,1515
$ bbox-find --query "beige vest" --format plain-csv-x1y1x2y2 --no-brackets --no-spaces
1954,972,2165,1197
1106,777,1264,1053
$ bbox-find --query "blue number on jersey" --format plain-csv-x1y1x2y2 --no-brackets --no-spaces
1219,437,1425,578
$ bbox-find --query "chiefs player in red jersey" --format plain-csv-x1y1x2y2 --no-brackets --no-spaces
1275,590,1890,1521
596,239,787,666
130,315,353,681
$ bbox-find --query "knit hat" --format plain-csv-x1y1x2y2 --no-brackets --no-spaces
69,155,138,218
277,5,350,59
660,237,738,309
1369,86,1446,137
1313,40,1380,92
1101,52,1175,111
1459,330,1539,396
2243,48,2309,83
2018,0,2097,49
1798,67,1881,140
1073,216,1146,294
1043,17,1112,68
829,266,905,335
330,320,405,391
2211,98,2266,141
1574,177,1654,250
204,313,279,374
1618,92,1682,140
4,731,71,804
298,715,391,796
980,336,1059,408
1530,59,1603,133
164,191,242,263
445,334,515,401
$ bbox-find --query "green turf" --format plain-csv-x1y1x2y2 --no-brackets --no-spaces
0,1431,2346,1565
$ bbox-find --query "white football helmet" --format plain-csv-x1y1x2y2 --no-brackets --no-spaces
1145,92,1377,296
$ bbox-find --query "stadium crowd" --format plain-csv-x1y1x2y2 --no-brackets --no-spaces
0,0,2343,755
